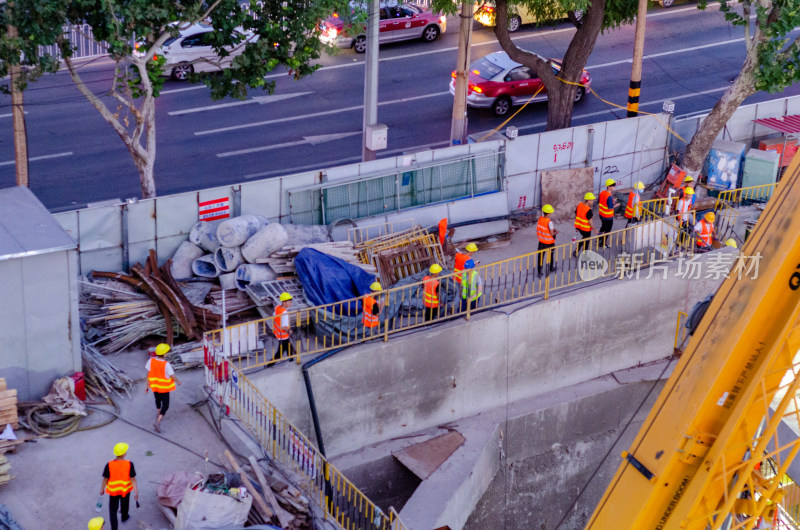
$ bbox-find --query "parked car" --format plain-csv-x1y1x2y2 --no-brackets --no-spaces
144,24,257,80
448,50,591,116
319,2,446,53
473,1,582,32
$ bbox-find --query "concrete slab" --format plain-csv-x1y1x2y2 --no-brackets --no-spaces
393,430,465,481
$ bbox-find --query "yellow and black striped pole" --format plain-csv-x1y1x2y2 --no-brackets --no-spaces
627,0,648,117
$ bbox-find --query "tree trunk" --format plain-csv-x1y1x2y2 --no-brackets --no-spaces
681,48,757,175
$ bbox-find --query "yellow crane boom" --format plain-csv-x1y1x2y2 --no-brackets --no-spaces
587,155,800,529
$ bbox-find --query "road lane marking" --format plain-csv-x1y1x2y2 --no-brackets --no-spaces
161,85,208,95
169,91,313,115
0,151,73,167
195,91,450,135
0,111,28,118
588,38,744,69
217,131,361,157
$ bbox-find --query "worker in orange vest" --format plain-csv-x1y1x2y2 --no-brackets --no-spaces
145,343,181,433
598,179,617,248
537,204,558,276
100,442,138,530
677,175,695,202
694,211,716,251
423,264,442,321
624,181,645,226
273,292,293,362
454,243,477,284
574,192,596,255
363,282,384,334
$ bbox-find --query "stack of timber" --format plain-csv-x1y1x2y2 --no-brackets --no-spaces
257,241,377,275
81,342,134,398
221,450,313,529
0,379,18,432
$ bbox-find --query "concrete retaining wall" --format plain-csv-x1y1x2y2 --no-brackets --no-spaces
249,251,724,458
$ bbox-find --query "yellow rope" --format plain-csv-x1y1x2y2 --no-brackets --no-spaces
473,74,687,144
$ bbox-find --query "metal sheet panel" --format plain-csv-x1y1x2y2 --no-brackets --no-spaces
504,133,539,177
754,115,800,135
537,128,574,171
241,178,282,221
0,187,76,260
127,199,156,243
77,204,121,251
156,193,199,239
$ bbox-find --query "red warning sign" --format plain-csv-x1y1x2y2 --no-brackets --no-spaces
199,197,230,221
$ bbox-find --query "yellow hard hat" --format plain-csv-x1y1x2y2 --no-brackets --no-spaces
684,175,694,182
542,204,554,214
88,517,105,530
429,264,443,274
705,212,716,222
465,243,478,253
605,178,616,187
725,238,737,248
370,281,382,292
279,292,293,302
584,192,596,201
155,343,170,356
113,442,129,457
635,181,645,190
684,187,695,195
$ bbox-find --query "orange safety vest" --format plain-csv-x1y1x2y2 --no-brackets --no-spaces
696,219,714,247
363,296,379,328
677,198,692,223
536,216,555,244
423,276,440,308
106,459,133,496
273,305,289,340
438,218,448,248
454,252,469,284
575,203,591,232
147,357,175,393
624,191,639,219
598,190,614,219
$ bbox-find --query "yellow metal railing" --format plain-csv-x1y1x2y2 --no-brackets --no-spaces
715,182,778,205
640,197,672,222
206,213,698,372
674,311,688,353
204,351,408,530
347,220,416,245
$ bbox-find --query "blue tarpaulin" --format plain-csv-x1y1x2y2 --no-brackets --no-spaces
294,248,375,314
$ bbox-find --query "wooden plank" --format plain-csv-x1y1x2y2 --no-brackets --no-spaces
223,450,274,521
0,379,6,391
248,455,294,528
0,390,17,399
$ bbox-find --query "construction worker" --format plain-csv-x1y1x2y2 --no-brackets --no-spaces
145,343,181,433
598,179,617,248
273,292,293,362
460,260,483,313
695,211,716,251
88,517,105,530
677,187,695,244
423,264,442,321
624,181,645,226
677,175,696,203
725,238,738,249
454,243,478,284
363,282,383,334
537,204,558,276
575,192,595,255
100,442,138,530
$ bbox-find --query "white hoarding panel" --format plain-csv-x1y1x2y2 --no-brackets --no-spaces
537,129,575,171
241,178,282,221
157,193,201,239
505,134,539,177
127,199,156,244
78,205,121,251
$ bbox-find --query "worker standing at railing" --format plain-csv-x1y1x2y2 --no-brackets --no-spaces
537,204,558,276
677,188,695,243
574,192,596,255
598,179,617,248
460,260,482,313
454,243,477,284
363,282,384,334
423,264,442,321
624,181,645,226
273,292,294,362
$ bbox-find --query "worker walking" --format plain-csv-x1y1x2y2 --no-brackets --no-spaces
423,264,442,321
537,204,558,276
272,292,293,362
695,211,716,251
454,243,478,283
460,260,483,313
363,282,384,335
145,343,181,433
88,517,105,530
100,442,139,530
598,179,617,247
574,192,596,255
624,181,645,226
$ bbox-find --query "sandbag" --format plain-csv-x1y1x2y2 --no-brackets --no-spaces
171,241,204,279
241,223,288,263
216,215,267,248
189,221,222,253
174,487,252,530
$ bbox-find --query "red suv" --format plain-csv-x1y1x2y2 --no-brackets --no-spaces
449,51,591,116
320,3,446,53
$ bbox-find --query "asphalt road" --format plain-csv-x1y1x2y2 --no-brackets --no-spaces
1,3,798,211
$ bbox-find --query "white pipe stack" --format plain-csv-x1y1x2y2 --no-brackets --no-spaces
192,254,221,278
171,241,204,279
189,220,222,252
216,215,267,248
235,264,277,291
214,246,244,272
219,272,237,291
241,223,289,263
